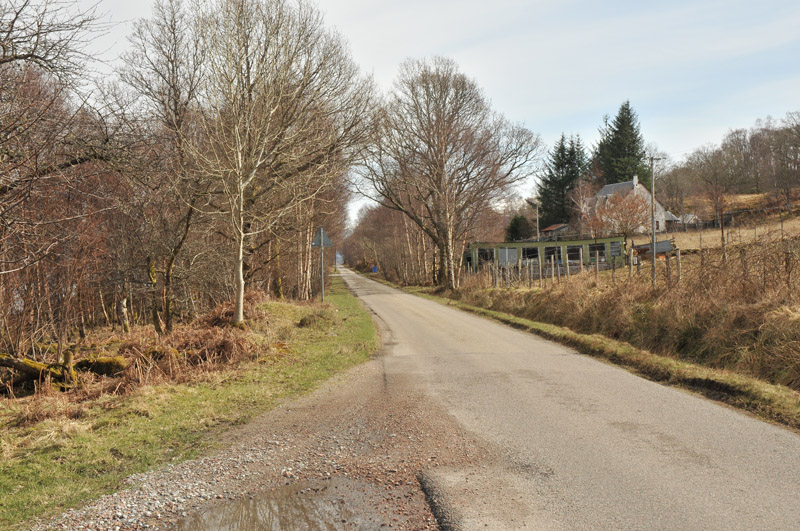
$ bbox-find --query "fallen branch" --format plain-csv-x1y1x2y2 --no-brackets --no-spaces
0,353,128,387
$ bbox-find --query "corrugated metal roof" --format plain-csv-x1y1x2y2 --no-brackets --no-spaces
541,223,568,232
634,240,673,254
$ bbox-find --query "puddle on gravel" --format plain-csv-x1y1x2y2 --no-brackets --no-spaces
174,477,379,530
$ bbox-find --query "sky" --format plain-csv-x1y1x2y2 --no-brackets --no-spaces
81,0,800,206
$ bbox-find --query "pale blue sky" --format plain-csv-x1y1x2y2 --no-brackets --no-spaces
86,0,800,162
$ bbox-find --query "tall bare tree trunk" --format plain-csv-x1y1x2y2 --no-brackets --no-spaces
147,257,164,335
273,238,284,300
234,200,246,326
99,291,111,327
118,292,131,334
164,205,194,333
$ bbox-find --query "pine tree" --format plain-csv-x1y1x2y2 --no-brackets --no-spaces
594,100,650,186
505,215,533,241
537,134,589,228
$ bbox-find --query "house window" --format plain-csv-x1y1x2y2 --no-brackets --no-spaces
544,246,561,263
477,248,494,265
522,247,539,261
566,245,582,262
656,221,660,230
588,243,606,262
498,247,518,266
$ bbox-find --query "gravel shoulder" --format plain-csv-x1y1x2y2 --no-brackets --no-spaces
35,338,493,530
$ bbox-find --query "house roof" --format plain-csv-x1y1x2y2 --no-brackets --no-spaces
596,181,634,197
634,240,673,254
665,211,680,222
541,223,568,232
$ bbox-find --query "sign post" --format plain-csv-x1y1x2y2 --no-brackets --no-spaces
311,227,333,302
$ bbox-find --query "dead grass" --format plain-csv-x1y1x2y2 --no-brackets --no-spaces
2,291,277,408
635,217,800,251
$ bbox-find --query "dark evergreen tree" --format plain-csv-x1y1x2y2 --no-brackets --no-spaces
537,134,589,228
505,215,533,241
594,100,650,186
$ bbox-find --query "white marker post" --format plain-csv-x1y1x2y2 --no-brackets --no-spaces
311,227,333,302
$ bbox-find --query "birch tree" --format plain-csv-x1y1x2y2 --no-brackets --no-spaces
191,0,372,324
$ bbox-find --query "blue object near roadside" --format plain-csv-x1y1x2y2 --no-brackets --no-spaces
371,266,377,273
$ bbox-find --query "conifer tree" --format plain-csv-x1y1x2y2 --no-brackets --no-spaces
594,100,650,186
537,134,588,227
505,215,533,241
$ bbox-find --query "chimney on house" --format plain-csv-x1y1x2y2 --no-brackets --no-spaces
632,174,638,187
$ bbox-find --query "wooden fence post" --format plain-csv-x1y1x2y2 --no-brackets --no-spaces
676,249,682,284
629,248,634,279
557,256,562,284
594,251,599,283
740,248,748,280
528,261,532,289
612,255,616,285
550,255,555,287
665,252,672,288
579,247,584,274
538,255,543,289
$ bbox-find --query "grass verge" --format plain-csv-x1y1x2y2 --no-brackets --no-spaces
0,275,378,529
401,285,800,432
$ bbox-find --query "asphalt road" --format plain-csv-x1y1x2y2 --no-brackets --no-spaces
339,268,800,530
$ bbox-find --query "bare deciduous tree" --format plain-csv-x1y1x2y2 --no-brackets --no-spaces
689,145,736,249
190,0,373,324
0,0,100,74
567,177,598,235
361,57,542,289
119,0,205,333
591,192,650,245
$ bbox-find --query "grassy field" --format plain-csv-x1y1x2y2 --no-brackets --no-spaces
630,211,800,250
0,276,378,529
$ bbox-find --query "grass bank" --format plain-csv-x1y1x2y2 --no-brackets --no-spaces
0,276,378,529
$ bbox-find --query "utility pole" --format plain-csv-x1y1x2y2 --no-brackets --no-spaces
525,199,540,240
311,228,333,302
649,157,665,289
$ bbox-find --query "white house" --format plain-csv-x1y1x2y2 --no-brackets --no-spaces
590,175,669,233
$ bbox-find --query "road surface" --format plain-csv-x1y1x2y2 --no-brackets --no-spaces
339,268,800,530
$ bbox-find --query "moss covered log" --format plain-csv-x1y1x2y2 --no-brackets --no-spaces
0,353,129,386
74,356,129,376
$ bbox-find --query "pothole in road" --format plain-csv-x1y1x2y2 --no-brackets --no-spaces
173,477,393,530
